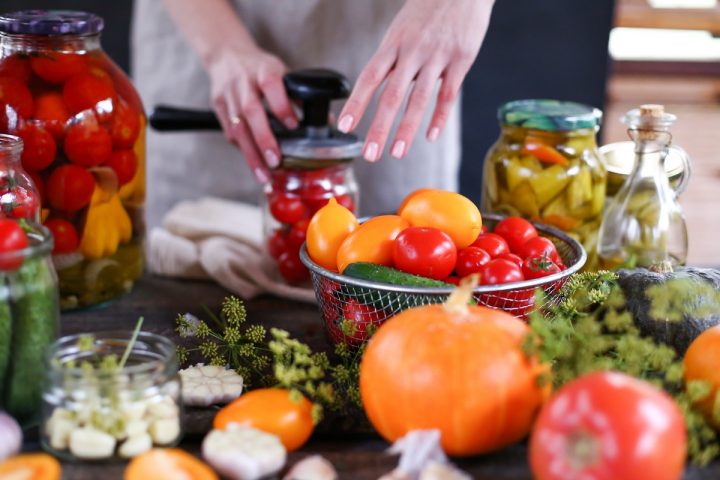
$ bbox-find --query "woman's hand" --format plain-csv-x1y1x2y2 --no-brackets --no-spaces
337,0,495,162
208,46,298,182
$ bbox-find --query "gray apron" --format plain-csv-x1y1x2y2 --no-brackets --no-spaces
131,0,461,230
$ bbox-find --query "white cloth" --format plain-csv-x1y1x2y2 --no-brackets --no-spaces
148,197,317,304
131,0,461,231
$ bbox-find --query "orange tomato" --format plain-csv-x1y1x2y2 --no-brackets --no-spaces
399,190,482,249
684,325,720,429
397,188,438,215
306,197,358,272
0,453,61,480
214,388,315,451
336,215,409,273
125,449,217,480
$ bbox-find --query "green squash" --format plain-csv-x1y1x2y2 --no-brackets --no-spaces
617,263,720,355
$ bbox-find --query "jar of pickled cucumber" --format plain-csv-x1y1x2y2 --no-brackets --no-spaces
0,11,145,310
481,100,606,269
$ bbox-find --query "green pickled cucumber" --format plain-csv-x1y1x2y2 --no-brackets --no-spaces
0,276,11,402
4,257,58,422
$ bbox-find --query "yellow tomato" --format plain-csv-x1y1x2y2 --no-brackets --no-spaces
306,198,358,271
214,388,315,452
397,188,439,215
336,215,410,273
399,190,482,249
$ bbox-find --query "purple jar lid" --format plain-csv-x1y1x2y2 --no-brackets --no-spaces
0,10,104,36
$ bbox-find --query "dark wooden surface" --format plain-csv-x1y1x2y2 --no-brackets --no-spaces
22,275,720,479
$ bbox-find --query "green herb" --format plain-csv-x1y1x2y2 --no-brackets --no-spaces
525,270,720,466
119,316,143,369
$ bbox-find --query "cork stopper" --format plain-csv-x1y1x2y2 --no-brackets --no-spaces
637,104,666,141
639,104,665,117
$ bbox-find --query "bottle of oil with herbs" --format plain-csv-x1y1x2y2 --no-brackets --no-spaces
597,104,690,269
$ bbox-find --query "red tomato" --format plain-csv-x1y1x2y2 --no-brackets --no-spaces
522,254,561,280
63,115,113,167
0,55,32,82
444,275,460,285
109,99,141,148
29,173,44,205
30,52,86,84
16,123,56,172
497,252,523,268
33,92,70,140
0,219,28,271
529,371,687,480
471,233,510,258
286,218,310,250
277,248,309,284
455,246,491,278
267,229,288,259
335,194,355,212
479,258,524,285
46,165,95,212
2,186,39,220
341,299,383,346
44,218,79,254
105,149,138,186
0,77,33,118
519,236,561,265
493,216,538,254
63,68,116,115
393,227,457,280
270,193,307,225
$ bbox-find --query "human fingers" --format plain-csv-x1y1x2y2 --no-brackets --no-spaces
336,49,396,134
362,60,420,162
223,96,270,183
389,62,444,159
230,85,282,169
426,62,469,142
257,71,298,130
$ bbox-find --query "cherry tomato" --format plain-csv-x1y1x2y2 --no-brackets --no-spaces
337,215,409,273
479,258,524,285
277,248,309,284
29,172,44,205
0,55,31,82
455,246,491,278
33,92,70,140
341,298,383,346
286,218,310,250
334,194,355,212
530,371,687,480
471,233,510,258
392,226,457,280
63,68,116,115
44,218,79,254
493,216,538,254
214,388,315,451
0,77,33,118
0,219,28,271
522,254,561,280
519,236,561,265
444,275,460,285
16,123,56,172
270,193,307,225
2,186,39,220
46,165,95,212
30,52,86,84
497,252,523,268
267,229,288,259
109,99,141,148
105,149,138,186
63,114,113,167
306,198,358,272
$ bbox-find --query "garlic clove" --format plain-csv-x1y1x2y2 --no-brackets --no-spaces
283,455,338,480
119,433,153,458
69,427,116,459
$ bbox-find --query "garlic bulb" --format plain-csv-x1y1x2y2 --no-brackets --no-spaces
179,364,244,407
0,411,21,461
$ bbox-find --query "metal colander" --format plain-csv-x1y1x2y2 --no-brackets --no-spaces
300,213,587,346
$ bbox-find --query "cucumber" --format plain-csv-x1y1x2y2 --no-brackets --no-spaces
0,275,11,402
4,257,58,423
343,263,453,288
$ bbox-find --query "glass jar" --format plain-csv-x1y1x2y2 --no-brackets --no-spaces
0,134,40,220
262,158,358,284
481,100,606,269
0,10,145,310
0,218,59,427
42,331,182,461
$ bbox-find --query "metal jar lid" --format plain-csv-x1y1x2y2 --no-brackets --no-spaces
0,10,104,36
499,99,602,131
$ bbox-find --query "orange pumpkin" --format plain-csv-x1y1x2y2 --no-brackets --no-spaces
360,277,549,456
684,325,720,429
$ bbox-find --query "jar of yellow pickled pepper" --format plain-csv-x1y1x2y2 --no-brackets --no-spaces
481,100,606,269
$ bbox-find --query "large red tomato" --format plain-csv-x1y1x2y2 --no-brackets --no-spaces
493,216,538,254
529,371,687,480
46,165,95,212
63,114,113,167
0,219,29,271
392,227,457,280
30,52,86,84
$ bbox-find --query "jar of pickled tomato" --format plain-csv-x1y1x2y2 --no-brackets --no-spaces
0,10,145,309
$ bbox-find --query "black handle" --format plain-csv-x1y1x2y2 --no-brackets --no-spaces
149,105,286,134
284,69,350,128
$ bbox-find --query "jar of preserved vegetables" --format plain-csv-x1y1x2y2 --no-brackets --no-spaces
481,100,606,269
0,10,145,310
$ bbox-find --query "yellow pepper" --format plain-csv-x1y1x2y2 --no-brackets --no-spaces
80,185,132,260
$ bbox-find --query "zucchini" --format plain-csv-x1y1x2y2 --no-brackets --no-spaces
0,275,11,402
4,257,58,423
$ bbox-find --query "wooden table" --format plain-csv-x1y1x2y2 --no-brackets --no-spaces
22,275,720,479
